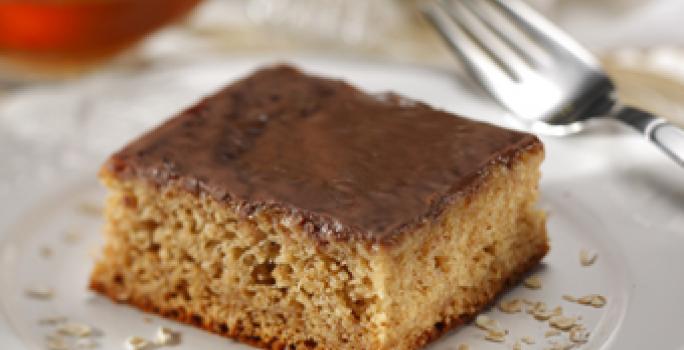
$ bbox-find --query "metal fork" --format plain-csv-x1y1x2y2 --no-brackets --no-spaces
423,0,684,167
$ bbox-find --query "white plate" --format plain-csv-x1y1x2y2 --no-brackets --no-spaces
0,56,683,350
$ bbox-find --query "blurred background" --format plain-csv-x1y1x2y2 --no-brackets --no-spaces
1,0,683,193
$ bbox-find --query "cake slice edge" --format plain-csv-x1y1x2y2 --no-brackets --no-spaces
89,138,547,350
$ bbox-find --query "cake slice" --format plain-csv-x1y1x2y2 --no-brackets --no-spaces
90,65,548,350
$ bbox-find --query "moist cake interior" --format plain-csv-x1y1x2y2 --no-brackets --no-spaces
90,65,548,350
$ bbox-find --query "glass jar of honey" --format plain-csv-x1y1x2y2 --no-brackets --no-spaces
0,0,203,80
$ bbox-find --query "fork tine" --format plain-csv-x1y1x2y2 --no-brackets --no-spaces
422,1,518,95
447,0,532,82
487,0,598,67
461,0,548,68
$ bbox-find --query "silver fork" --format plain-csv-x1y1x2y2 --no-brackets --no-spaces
423,0,684,167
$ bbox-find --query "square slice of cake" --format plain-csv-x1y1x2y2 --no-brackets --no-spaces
90,65,548,350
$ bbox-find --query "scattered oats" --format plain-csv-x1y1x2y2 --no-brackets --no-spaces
513,340,522,350
528,302,553,321
569,326,590,343
75,338,98,349
124,336,150,350
457,345,470,350
154,326,180,346
534,310,554,321
46,336,69,350
545,329,561,337
591,296,607,308
522,299,536,305
577,294,607,308
40,246,54,258
484,329,507,343
526,301,546,314
475,314,508,342
549,316,577,331
577,295,596,305
491,328,508,337
57,322,93,337
39,316,68,325
545,340,576,350
78,202,102,216
25,286,54,300
521,336,535,344
63,230,81,244
579,249,598,267
499,299,522,313
531,305,562,320
562,295,576,302
523,275,542,289
475,315,499,331
533,312,552,321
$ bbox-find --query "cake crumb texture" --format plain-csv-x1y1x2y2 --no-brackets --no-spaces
90,143,547,350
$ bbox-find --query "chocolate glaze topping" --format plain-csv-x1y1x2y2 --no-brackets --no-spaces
106,65,541,244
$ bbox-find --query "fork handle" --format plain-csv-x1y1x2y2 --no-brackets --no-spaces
614,106,684,167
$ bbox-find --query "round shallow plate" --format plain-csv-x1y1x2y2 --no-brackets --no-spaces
0,56,683,350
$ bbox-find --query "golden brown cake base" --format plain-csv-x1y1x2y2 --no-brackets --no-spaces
89,143,547,350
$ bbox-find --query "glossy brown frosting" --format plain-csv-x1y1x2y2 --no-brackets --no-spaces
106,65,541,244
